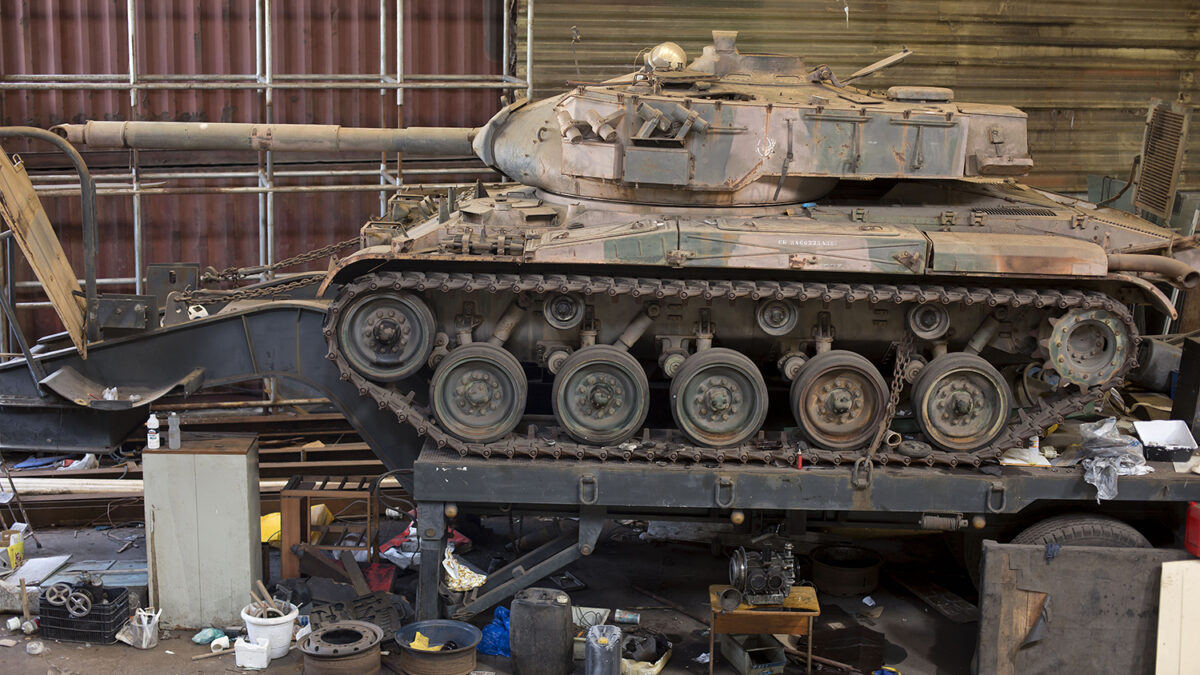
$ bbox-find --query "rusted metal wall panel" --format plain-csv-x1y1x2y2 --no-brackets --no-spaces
518,0,1200,192
0,0,503,336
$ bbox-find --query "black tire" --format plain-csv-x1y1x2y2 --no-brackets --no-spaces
1009,514,1150,548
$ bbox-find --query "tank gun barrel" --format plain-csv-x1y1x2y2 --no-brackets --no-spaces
51,120,479,157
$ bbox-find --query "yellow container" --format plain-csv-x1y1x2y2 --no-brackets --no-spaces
260,504,333,547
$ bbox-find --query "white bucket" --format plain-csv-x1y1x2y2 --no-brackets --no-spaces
241,602,297,659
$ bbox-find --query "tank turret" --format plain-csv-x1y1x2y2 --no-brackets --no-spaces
475,30,1032,205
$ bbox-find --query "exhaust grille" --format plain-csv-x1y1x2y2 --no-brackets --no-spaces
1134,100,1190,219
974,207,1058,217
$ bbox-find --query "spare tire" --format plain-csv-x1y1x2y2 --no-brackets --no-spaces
1010,513,1150,548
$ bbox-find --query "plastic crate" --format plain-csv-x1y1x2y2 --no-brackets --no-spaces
40,586,130,644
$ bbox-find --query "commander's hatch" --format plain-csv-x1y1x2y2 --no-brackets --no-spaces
0,147,88,357
1133,99,1191,220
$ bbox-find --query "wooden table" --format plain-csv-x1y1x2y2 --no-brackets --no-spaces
708,584,820,675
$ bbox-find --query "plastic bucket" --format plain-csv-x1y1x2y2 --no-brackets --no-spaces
241,602,298,659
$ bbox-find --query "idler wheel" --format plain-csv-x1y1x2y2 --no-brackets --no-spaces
670,348,768,448
552,345,649,445
336,288,434,382
911,353,1011,452
791,350,887,450
431,343,527,443
1044,308,1130,388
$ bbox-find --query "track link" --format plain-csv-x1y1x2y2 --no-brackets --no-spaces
324,271,1139,470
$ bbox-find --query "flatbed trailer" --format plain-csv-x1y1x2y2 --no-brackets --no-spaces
411,441,1200,619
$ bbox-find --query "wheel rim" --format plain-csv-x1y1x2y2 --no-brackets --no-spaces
553,345,648,444
670,348,768,447
431,344,526,443
756,299,798,336
1046,308,1130,387
913,353,1011,452
337,289,435,382
791,350,886,450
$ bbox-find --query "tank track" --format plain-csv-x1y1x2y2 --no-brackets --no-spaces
324,271,1139,469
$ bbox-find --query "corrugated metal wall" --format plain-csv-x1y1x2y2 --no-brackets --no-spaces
0,0,504,336
518,0,1199,192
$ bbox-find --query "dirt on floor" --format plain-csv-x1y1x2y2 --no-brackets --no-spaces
2,522,977,674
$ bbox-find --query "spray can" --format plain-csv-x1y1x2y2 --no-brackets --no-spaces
167,411,181,449
146,414,160,450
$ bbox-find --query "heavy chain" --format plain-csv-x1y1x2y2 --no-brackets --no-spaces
854,331,913,487
201,237,359,283
174,274,324,305
175,237,358,305
324,270,1140,471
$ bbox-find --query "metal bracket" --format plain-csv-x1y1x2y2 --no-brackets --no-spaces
851,456,874,490
986,482,1007,513
447,508,607,620
579,473,598,505
714,475,736,508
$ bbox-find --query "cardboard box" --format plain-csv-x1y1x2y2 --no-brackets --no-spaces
0,529,25,571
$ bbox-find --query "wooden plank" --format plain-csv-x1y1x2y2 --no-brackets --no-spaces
0,148,86,356
1156,559,1200,675
887,568,980,624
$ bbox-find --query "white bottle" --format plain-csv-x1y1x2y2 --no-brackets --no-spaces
146,413,161,450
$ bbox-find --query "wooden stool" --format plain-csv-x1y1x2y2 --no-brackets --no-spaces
280,475,379,579
708,584,820,675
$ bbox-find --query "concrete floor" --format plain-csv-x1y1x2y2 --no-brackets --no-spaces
2,524,976,674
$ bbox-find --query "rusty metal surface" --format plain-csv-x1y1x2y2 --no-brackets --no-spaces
516,0,1200,193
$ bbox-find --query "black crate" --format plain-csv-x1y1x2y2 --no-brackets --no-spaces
40,586,130,644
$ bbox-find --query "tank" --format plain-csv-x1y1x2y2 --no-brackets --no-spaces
55,31,1200,468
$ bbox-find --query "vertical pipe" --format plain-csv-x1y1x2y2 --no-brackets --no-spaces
264,0,275,274
525,0,533,100
379,0,388,216
396,0,405,187
128,0,143,294
502,0,511,79
255,0,267,271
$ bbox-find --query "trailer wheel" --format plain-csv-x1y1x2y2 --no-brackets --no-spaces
1010,514,1150,548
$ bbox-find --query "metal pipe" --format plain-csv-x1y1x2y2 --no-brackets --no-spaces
0,128,99,342
53,121,479,156
614,311,654,351
154,397,330,411
502,0,511,79
1107,254,1200,289
0,80,522,90
964,315,1001,355
0,73,518,83
526,0,534,100
31,181,503,198
488,303,526,346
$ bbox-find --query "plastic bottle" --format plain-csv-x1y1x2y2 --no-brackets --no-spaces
146,414,160,450
167,411,181,449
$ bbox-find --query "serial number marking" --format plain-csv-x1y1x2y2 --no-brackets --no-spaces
777,239,838,246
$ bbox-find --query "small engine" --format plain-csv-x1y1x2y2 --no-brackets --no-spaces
728,543,796,606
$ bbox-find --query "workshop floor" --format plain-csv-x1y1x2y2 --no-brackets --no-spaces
4,525,975,674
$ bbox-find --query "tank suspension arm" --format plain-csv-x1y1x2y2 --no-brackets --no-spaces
613,307,659,352
964,315,1001,355
487,303,526,347
1107,254,1200,289
52,121,479,157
